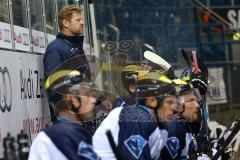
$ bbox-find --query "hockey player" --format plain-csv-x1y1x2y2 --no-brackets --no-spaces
92,71,181,160
112,62,152,108
160,80,200,159
160,65,209,160
29,55,111,160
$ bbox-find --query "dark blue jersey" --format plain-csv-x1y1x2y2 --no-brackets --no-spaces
160,118,193,160
29,122,100,160
93,105,168,160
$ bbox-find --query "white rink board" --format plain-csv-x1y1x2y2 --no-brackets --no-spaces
0,50,50,158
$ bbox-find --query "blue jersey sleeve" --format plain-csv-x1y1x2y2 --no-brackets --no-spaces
117,107,168,160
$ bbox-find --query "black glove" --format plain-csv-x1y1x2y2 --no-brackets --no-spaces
190,71,208,95
190,54,208,95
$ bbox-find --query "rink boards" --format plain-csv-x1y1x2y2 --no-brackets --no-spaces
0,50,51,157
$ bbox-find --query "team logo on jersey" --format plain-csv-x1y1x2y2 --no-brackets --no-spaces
166,137,180,159
124,135,147,159
77,141,100,160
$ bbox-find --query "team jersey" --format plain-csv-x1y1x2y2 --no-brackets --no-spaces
92,105,168,160
29,122,100,160
160,118,193,160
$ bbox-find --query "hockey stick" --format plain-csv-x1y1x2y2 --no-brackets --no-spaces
212,118,240,160
192,51,200,74
106,130,121,160
192,51,212,157
144,51,171,71
192,51,208,131
143,51,175,79
181,49,191,67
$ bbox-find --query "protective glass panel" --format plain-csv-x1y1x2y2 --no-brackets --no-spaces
57,0,81,11
12,0,27,27
0,0,9,23
29,0,43,31
57,0,69,11
44,0,57,34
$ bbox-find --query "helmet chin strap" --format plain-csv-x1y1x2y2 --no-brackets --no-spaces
70,104,79,114
69,96,81,114
177,104,185,119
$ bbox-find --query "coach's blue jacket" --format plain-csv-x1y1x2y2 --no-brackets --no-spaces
44,32,84,79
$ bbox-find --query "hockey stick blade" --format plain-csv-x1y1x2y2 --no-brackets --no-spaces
144,51,171,71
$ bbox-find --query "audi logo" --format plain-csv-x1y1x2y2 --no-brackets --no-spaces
0,67,12,112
